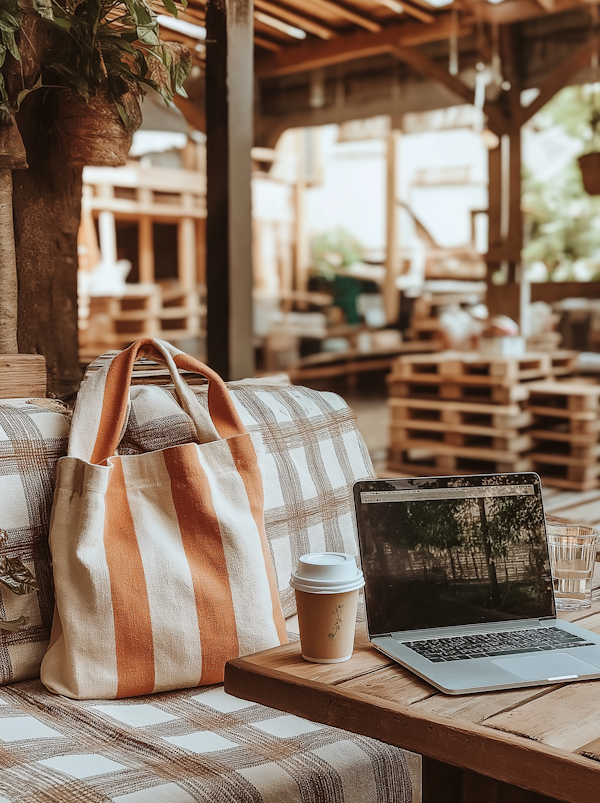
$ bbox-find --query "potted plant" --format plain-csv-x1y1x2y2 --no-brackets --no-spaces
27,0,191,166
1,0,191,167
579,110,600,195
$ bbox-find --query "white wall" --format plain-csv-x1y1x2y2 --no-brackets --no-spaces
296,121,488,257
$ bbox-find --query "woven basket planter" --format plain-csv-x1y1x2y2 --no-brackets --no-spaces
56,89,142,168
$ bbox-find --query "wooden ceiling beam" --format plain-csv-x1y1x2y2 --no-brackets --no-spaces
392,45,509,134
256,15,471,76
303,0,382,33
520,35,599,125
254,0,337,39
398,1,435,24
483,0,585,25
254,35,283,50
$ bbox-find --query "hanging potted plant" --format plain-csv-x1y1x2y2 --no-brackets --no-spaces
579,110,600,196
32,0,192,167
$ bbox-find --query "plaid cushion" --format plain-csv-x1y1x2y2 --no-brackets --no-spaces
0,400,71,685
122,383,375,618
0,679,414,802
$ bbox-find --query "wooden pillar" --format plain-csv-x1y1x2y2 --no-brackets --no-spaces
485,129,522,321
178,215,197,292
138,217,154,284
384,130,401,325
294,129,310,304
205,0,254,380
138,186,154,284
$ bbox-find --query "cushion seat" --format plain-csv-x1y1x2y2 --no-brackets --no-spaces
0,678,415,802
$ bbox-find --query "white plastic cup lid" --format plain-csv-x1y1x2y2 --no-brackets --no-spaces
290,552,365,594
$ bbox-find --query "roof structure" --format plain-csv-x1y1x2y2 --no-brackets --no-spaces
155,0,600,148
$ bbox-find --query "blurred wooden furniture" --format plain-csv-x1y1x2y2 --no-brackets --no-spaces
288,339,441,385
226,600,600,803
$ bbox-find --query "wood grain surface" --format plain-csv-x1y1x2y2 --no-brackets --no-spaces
225,601,600,803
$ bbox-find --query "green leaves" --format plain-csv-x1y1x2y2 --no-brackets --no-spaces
33,0,54,21
115,100,130,127
31,0,192,115
0,556,38,596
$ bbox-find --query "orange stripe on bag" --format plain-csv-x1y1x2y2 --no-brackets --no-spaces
163,445,239,685
104,458,155,697
227,436,287,644
91,343,139,465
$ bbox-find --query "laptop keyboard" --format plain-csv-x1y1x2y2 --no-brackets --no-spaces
402,627,596,662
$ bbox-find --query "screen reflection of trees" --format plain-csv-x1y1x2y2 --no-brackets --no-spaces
364,494,554,633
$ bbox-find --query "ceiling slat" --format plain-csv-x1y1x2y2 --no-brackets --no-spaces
303,0,383,33
255,0,337,38
256,15,469,76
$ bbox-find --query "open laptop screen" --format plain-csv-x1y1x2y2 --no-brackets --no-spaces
354,473,555,635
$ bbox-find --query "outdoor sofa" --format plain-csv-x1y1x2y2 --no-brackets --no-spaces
0,373,420,803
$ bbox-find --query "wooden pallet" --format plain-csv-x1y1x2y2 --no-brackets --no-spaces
389,397,531,429
549,350,578,377
389,351,552,384
387,376,529,405
529,416,600,438
390,424,532,453
529,457,600,491
387,448,532,477
526,380,600,421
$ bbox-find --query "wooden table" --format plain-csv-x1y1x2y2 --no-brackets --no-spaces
225,601,600,803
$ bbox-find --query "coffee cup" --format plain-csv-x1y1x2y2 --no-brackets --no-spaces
290,553,365,664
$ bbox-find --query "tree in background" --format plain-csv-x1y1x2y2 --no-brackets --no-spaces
522,85,600,282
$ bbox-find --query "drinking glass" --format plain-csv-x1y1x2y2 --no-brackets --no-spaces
547,524,598,611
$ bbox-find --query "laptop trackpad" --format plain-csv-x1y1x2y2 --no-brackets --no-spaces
492,653,598,681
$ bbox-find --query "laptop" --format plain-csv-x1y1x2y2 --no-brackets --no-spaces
353,472,600,694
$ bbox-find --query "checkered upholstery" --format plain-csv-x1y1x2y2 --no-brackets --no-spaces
0,676,413,802
123,383,375,617
0,400,71,684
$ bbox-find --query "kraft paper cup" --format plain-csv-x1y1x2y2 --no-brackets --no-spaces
290,553,365,664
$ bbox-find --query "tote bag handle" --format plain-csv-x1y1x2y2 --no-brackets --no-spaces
70,339,247,464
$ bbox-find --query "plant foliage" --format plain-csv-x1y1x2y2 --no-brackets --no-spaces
0,0,191,127
0,0,24,124
523,85,600,281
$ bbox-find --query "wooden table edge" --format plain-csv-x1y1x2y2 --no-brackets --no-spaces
224,655,600,803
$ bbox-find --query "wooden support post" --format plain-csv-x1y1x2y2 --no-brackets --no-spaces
97,185,117,267
294,128,310,305
384,130,401,325
206,0,255,380
178,215,197,292
138,216,154,284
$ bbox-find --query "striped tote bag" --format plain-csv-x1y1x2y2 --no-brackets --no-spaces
40,339,287,700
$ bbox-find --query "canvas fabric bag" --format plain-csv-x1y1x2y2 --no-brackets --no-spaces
97,372,376,618
41,338,287,700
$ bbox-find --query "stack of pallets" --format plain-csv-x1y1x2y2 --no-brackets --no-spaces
527,380,600,491
387,351,558,477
